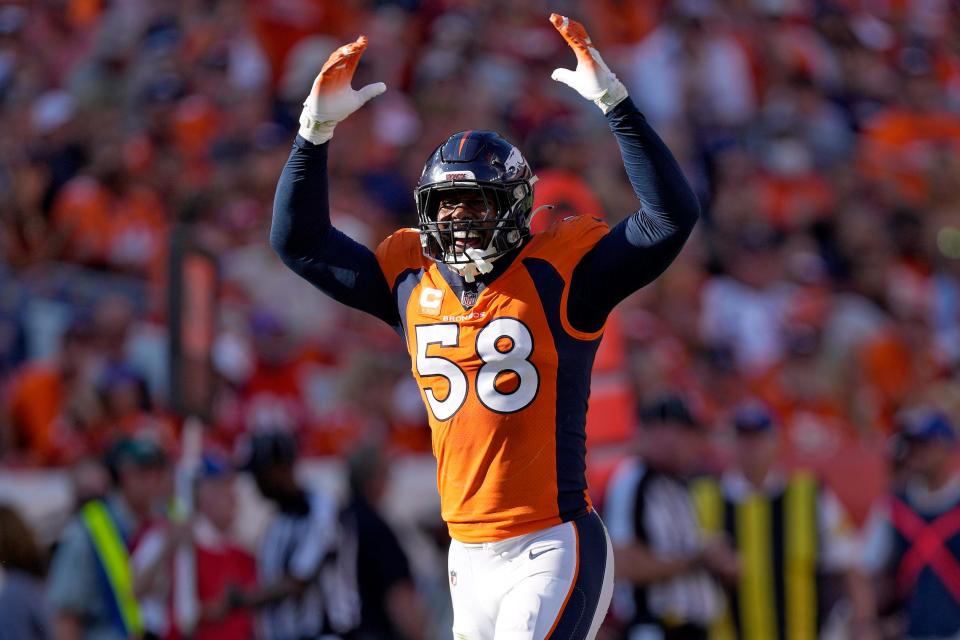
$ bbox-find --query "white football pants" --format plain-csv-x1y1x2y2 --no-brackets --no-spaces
447,509,614,640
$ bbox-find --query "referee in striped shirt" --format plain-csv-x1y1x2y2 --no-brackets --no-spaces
604,394,735,640
239,432,360,640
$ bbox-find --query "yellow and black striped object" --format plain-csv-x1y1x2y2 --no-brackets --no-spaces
692,473,817,640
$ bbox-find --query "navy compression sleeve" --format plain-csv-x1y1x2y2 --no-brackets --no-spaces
567,98,700,333
270,136,399,328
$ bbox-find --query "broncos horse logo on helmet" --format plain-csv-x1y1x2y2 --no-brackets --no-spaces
415,130,538,281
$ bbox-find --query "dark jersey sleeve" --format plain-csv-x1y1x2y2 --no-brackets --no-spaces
270,136,400,328
567,98,700,333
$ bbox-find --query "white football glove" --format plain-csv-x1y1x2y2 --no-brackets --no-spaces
549,13,628,114
298,35,386,145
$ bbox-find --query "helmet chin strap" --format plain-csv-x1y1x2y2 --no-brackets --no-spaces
447,247,496,283
465,247,495,274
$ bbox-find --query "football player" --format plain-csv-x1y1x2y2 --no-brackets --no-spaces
271,14,700,639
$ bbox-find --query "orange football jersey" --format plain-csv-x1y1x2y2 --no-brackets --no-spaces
376,215,609,542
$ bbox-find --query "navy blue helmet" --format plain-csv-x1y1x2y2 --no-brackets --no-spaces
415,130,536,266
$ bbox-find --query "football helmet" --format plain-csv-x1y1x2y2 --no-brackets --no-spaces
415,130,537,280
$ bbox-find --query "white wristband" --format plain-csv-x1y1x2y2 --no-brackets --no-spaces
594,80,628,115
298,108,338,145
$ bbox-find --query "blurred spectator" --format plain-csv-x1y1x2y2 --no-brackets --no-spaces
47,435,169,640
603,394,731,639
850,408,960,640
0,152,50,269
345,444,426,640
700,227,792,375
2,320,100,465
130,451,256,640
860,62,960,205
0,503,49,640
68,456,112,509
624,10,757,131
239,431,359,640
235,312,309,436
691,400,858,640
97,366,150,425
94,364,175,453
48,146,168,277
750,319,855,458
185,453,257,639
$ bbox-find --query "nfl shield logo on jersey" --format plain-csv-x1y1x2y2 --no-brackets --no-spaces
450,570,457,586
461,289,478,308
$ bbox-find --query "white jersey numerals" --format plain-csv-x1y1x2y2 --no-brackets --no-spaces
415,324,468,421
475,318,539,413
414,318,539,421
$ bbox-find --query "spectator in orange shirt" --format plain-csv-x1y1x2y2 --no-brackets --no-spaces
754,134,836,230
2,321,101,465
49,149,168,277
860,64,960,204
857,307,943,433
48,165,114,267
92,365,176,456
750,319,856,461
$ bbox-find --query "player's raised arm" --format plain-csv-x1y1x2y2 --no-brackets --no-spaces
549,14,701,333
270,37,399,327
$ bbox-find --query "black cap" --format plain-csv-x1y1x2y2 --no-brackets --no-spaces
104,435,168,483
238,431,298,474
639,394,699,429
347,443,387,495
106,436,167,467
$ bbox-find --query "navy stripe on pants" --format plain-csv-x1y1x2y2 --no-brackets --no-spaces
550,509,612,639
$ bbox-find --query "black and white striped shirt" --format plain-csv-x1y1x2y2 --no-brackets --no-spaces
604,458,722,628
257,490,360,640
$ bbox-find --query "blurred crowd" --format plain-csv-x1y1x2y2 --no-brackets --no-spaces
1,0,960,638
0,430,439,640
1,0,958,467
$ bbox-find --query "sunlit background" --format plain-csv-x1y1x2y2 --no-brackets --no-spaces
1,0,959,638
